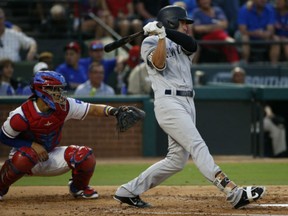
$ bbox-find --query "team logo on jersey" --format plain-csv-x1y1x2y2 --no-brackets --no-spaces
44,121,53,127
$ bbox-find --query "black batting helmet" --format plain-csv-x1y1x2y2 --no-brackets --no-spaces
157,5,194,30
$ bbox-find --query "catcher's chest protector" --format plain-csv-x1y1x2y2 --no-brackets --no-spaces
20,100,69,151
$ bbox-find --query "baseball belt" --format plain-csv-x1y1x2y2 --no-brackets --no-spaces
165,89,194,97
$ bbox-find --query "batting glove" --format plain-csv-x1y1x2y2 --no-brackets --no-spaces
143,21,166,39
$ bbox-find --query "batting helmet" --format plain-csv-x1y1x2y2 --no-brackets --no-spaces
157,5,193,30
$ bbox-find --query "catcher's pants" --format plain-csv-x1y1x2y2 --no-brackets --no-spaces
9,146,70,176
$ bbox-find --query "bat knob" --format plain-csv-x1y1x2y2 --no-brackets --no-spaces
156,22,163,28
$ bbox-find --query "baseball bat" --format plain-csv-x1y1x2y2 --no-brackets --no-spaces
104,22,163,53
88,12,132,51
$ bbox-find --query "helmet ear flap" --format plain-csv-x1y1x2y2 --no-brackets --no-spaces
167,18,179,29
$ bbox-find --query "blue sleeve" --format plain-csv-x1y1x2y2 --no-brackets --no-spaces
214,6,227,20
237,6,247,25
55,64,63,73
102,59,117,83
6,85,15,95
268,6,276,24
0,129,32,148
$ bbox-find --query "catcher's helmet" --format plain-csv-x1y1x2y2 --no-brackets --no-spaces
31,71,67,110
157,5,193,29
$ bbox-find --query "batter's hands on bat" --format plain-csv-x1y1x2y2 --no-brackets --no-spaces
31,142,49,162
143,21,166,39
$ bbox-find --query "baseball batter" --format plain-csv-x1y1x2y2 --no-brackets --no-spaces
0,71,125,201
114,5,265,209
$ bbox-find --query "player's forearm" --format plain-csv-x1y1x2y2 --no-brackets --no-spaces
152,38,166,69
166,29,197,53
88,104,118,117
27,43,37,61
215,20,228,30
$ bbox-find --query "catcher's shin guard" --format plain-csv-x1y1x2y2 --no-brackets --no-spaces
0,147,38,196
64,145,96,190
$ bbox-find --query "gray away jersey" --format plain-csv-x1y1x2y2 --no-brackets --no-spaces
141,35,195,99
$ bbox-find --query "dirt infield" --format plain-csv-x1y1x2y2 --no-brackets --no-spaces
1,157,288,215
1,185,288,216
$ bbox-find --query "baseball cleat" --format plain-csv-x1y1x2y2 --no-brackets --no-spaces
234,186,266,209
113,195,151,208
68,180,99,199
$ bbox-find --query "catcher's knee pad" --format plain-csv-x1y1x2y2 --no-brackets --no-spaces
64,145,96,172
11,147,38,173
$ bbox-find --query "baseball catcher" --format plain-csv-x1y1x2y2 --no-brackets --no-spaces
0,71,145,201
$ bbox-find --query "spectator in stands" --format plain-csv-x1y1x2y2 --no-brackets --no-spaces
21,62,49,96
134,0,170,25
237,0,279,64
127,62,152,95
107,45,141,94
39,4,74,38
106,0,143,46
74,62,115,96
0,59,15,88
231,66,287,157
4,20,21,32
0,59,15,96
194,70,207,86
192,0,240,63
80,40,127,85
0,8,37,62
0,58,27,95
55,42,88,94
73,0,114,39
263,104,287,157
32,62,49,75
274,0,288,62
169,0,197,17
212,0,240,36
231,66,246,84
38,51,54,70
35,1,60,25
171,1,194,36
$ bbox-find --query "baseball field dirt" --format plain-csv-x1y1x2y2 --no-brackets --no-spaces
1,185,288,215
1,157,288,216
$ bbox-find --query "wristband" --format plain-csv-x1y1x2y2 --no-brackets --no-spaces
104,106,118,116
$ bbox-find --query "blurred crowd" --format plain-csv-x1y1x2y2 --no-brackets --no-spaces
0,0,288,97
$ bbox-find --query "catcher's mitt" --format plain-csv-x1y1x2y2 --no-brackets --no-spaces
115,106,146,132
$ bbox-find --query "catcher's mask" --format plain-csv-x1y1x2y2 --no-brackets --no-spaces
157,5,194,30
31,71,67,111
